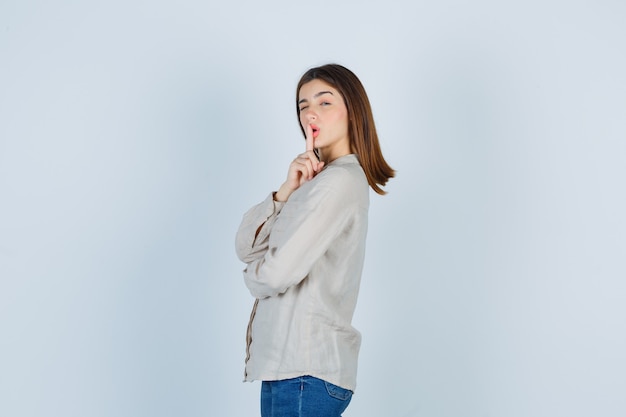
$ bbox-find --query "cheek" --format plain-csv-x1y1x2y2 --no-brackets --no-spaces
337,111,349,132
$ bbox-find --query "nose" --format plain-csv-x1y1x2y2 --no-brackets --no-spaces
302,108,317,121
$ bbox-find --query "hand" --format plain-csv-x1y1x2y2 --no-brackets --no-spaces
274,124,325,202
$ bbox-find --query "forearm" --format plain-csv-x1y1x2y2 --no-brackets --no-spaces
274,183,295,202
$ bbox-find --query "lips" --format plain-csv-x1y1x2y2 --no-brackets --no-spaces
310,124,320,138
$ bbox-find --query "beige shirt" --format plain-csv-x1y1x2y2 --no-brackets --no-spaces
235,154,369,392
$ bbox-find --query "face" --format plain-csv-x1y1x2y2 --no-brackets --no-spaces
298,79,350,162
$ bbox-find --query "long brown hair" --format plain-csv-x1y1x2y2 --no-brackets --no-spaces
296,64,395,195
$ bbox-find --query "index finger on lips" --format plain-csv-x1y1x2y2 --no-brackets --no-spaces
305,124,314,153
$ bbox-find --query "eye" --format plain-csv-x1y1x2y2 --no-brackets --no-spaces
320,101,331,106
299,105,309,112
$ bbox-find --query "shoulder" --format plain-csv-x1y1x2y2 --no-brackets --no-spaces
318,155,367,187
312,156,368,203
288,155,368,208
282,156,369,221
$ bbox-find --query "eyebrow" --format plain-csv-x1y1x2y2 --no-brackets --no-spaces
298,91,334,105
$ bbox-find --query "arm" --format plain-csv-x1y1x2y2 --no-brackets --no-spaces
239,124,326,287
237,126,322,262
235,193,286,263
243,169,355,299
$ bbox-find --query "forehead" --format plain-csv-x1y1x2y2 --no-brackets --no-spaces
298,79,338,99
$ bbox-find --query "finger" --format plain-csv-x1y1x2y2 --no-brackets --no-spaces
305,124,315,153
303,158,314,179
300,152,319,175
296,156,314,180
311,153,321,172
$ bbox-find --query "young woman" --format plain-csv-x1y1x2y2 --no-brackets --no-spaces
235,63,394,417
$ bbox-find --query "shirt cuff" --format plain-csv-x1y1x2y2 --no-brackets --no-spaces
270,192,286,214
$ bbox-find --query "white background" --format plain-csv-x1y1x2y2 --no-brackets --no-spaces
1,1,625,416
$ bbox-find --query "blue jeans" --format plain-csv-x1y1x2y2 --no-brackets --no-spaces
261,376,353,417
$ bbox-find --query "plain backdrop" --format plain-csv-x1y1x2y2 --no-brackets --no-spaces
1,1,625,416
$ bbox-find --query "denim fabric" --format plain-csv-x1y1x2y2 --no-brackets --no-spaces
261,376,353,417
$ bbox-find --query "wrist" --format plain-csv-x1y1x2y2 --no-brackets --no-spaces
274,183,293,202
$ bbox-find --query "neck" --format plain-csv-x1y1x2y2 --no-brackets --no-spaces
319,150,350,164
318,142,351,164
